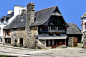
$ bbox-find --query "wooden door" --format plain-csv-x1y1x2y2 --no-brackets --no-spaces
73,38,77,46
20,38,23,45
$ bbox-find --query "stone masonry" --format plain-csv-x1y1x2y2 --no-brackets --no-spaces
3,3,38,48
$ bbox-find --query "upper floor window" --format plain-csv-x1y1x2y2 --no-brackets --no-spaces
48,26,51,32
48,26,58,32
52,26,56,32
56,27,58,32
59,26,64,30
49,16,62,25
85,23,86,30
14,29,16,36
5,30,10,36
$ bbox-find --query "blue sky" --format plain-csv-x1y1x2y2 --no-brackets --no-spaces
0,0,86,29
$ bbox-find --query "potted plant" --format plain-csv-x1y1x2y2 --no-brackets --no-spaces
56,31,60,34
48,31,53,34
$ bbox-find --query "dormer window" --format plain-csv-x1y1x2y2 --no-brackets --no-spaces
1,19,4,23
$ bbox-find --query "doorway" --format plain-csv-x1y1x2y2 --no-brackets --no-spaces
20,38,23,46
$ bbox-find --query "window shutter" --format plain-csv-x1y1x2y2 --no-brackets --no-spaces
5,30,6,36
65,27,68,30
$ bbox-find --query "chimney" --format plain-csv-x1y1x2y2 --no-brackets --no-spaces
26,3,35,32
14,5,20,16
27,3,35,25
14,5,26,16
21,9,26,16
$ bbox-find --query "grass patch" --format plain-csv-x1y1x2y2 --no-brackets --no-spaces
0,55,17,57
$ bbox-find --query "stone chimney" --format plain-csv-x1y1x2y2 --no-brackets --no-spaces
25,3,35,48
27,3,35,25
26,3,35,32
21,9,26,16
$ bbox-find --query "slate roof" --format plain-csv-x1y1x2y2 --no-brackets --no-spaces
0,16,6,19
38,33,67,37
31,6,57,26
66,23,82,34
81,12,86,19
0,12,14,22
4,6,69,29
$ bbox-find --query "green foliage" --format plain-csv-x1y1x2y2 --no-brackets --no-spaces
0,55,17,57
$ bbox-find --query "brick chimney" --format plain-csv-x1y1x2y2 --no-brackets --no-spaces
26,3,35,32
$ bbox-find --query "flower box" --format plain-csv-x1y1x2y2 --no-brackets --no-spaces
56,32,60,34
48,32,53,34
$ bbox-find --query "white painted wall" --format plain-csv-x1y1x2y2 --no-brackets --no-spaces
81,18,86,42
37,40,46,48
81,18,86,32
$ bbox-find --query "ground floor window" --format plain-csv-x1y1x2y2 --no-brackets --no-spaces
5,38,11,43
0,38,2,42
46,39,66,47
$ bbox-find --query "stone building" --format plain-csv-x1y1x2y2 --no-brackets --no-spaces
66,23,82,46
0,12,13,43
3,3,70,48
81,12,86,47
0,5,26,44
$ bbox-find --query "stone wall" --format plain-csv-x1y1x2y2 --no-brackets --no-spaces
11,28,27,46
3,26,39,48
68,37,78,47
68,37,73,47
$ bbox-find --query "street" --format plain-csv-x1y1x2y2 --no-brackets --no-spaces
0,44,86,57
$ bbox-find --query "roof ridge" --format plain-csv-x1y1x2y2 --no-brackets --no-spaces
67,23,75,24
35,6,57,12
81,12,86,19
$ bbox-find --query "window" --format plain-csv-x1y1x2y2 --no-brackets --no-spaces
1,38,2,42
5,38,11,43
40,27,42,32
59,26,63,30
48,26,59,32
48,26,51,32
52,40,54,45
0,28,1,34
5,30,10,36
85,23,86,30
48,40,51,46
56,27,58,31
52,26,55,32
14,29,16,36
15,39,17,42
0,38,2,42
